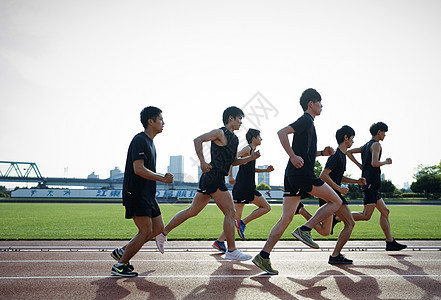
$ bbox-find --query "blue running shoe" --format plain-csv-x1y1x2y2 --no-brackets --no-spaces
212,240,227,253
236,219,246,240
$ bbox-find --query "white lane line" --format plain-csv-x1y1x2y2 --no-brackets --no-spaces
2,258,441,263
0,274,440,280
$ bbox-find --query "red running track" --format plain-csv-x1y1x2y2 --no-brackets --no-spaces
1,240,440,299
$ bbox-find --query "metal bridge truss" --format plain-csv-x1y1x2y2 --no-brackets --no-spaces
0,161,43,179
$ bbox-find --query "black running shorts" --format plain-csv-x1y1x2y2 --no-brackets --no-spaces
363,188,382,205
197,171,228,195
124,195,161,219
283,175,324,199
233,189,262,204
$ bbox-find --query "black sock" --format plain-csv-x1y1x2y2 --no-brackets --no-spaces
260,251,270,259
300,225,311,231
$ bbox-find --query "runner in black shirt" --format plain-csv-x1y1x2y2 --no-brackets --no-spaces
111,106,173,277
156,107,260,261
212,129,274,252
347,122,407,251
318,125,366,264
253,88,340,275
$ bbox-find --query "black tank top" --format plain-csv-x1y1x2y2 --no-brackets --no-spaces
210,127,239,176
234,145,256,190
361,139,382,190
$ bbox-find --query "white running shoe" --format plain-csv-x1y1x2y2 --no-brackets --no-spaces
155,233,167,254
225,249,252,261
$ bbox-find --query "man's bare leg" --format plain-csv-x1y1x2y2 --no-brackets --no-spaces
352,204,375,221
212,189,237,251
120,215,164,263
217,203,244,242
303,183,342,229
332,205,355,257
163,192,211,235
243,196,271,224
262,196,300,253
376,198,393,242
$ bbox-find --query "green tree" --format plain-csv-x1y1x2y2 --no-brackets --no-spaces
314,160,323,178
0,185,10,198
256,183,271,190
414,162,441,179
411,161,441,199
380,180,397,198
411,175,441,199
347,184,362,200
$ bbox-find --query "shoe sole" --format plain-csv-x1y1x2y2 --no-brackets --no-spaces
111,271,138,277
225,256,252,261
236,221,245,240
225,253,252,261
252,258,278,275
386,247,407,251
328,260,353,264
291,231,320,249
155,240,165,254
212,244,226,253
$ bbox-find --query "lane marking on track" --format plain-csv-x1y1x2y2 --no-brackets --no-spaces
0,274,440,280
2,258,441,263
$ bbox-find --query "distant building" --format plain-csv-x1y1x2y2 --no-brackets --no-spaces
110,167,124,180
403,182,410,192
87,172,99,179
381,173,386,181
258,165,270,186
168,155,184,182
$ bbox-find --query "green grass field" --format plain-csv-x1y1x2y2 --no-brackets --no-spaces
1,203,440,240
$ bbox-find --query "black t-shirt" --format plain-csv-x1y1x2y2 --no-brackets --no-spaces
209,127,239,176
361,139,381,190
123,132,157,205
324,148,346,187
285,113,317,177
233,145,255,192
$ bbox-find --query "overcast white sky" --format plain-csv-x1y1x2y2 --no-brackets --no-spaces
1,0,440,189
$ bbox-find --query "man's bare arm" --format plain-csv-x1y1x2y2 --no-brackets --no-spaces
346,147,363,170
133,160,173,183
194,129,224,173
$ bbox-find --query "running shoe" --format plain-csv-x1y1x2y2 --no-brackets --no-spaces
111,248,124,261
252,253,279,275
328,254,353,264
111,263,138,277
212,240,227,253
236,219,246,240
155,233,167,254
110,248,134,271
292,227,320,249
225,249,252,261
386,239,407,251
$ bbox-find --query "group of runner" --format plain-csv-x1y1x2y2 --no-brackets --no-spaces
110,88,407,277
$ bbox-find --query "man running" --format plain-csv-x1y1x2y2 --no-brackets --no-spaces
346,122,407,251
111,106,173,277
253,88,341,275
156,106,260,261
212,128,274,253
318,125,366,264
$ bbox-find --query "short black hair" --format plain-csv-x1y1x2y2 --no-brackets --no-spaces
222,106,244,125
300,88,321,111
246,128,261,144
140,106,162,129
336,125,355,144
369,122,388,136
